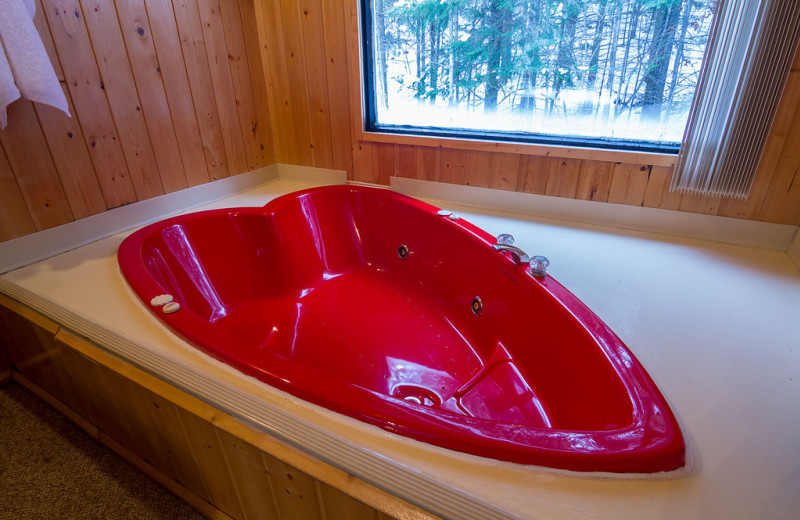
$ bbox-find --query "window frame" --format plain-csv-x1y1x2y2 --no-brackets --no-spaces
355,0,681,168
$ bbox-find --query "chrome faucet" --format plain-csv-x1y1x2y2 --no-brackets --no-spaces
492,243,530,264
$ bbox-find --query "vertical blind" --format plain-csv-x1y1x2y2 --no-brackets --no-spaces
671,0,800,198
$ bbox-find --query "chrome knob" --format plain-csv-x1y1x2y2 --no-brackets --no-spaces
496,233,514,245
529,256,550,277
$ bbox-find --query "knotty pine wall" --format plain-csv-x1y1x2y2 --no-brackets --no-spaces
0,0,274,243
255,0,800,227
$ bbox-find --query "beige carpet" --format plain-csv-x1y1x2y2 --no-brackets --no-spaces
0,381,204,519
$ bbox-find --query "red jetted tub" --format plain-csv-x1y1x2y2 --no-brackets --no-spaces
118,185,685,473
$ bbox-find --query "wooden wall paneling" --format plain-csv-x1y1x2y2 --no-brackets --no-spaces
298,0,335,169
255,0,298,165
79,0,167,199
262,454,324,520
0,101,74,230
218,0,266,170
239,0,277,166
177,407,247,519
43,0,138,208
33,0,63,78
718,69,800,221
373,142,395,185
196,0,249,174
316,481,380,520
415,146,440,182
115,0,189,194
575,160,614,202
643,165,683,210
517,155,549,195
171,0,231,180
321,0,355,175
0,298,83,414
394,144,416,178
607,163,650,206
0,146,37,241
140,0,211,187
216,428,282,519
756,71,800,224
276,0,315,166
439,148,466,185
353,141,377,182
33,83,108,220
678,191,721,215
463,150,492,187
489,152,520,191
545,158,582,199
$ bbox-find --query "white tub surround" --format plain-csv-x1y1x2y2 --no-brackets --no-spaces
1,170,799,520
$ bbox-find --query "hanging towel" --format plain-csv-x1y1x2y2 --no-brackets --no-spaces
0,0,69,129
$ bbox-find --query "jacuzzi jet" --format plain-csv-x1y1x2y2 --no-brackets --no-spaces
471,296,483,316
397,244,409,260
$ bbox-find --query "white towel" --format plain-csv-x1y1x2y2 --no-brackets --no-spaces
0,0,69,129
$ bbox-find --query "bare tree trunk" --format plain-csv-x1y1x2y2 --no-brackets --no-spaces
552,0,580,98
642,0,682,120
665,0,693,119
375,0,388,108
484,0,512,112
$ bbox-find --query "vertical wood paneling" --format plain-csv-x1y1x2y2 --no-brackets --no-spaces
196,0,249,174
394,144,416,178
607,163,650,206
277,0,315,165
80,0,166,199
439,148,466,185
575,160,614,202
262,456,324,520
0,148,37,241
352,141,376,182
255,0,298,164
172,0,232,180
463,150,492,187
299,0,335,169
415,146,440,181
143,0,211,186
216,429,282,519
0,101,74,230
489,152,520,191
0,0,276,245
517,155,549,194
219,0,265,170
373,142,394,185
44,0,138,208
643,165,683,210
321,0,354,175
34,84,107,219
115,0,188,193
239,0,276,166
177,408,246,519
545,158,582,198
317,482,379,520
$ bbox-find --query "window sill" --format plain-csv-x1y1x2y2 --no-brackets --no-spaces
359,130,678,168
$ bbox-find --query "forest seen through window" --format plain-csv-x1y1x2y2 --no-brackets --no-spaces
367,0,716,151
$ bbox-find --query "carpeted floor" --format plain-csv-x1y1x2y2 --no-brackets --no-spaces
0,381,204,519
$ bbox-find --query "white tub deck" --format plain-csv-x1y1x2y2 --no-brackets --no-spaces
1,171,798,520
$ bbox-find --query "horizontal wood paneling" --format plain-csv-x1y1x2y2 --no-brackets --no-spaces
257,0,800,227
0,0,275,243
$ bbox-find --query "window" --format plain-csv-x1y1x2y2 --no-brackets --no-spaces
362,0,716,154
